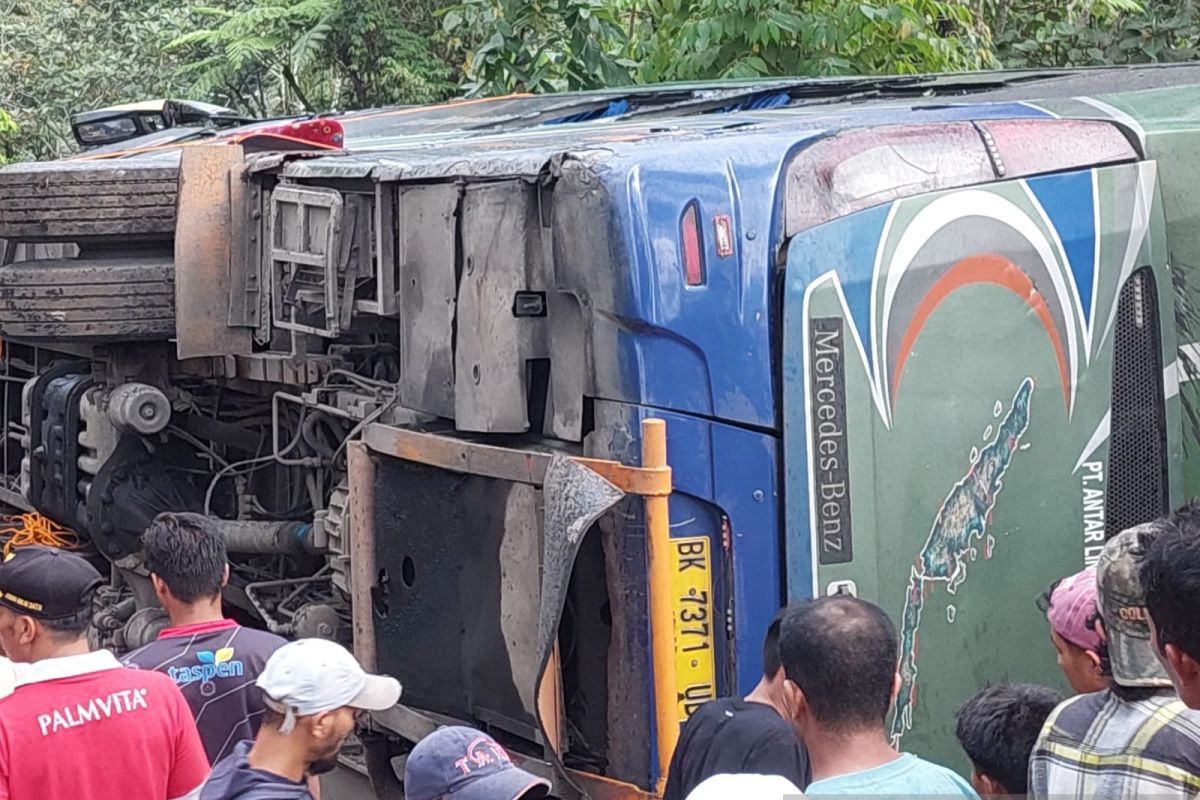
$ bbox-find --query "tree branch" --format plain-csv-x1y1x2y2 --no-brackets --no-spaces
225,81,249,114
282,62,316,113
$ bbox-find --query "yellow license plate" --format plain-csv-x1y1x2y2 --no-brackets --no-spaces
670,536,716,723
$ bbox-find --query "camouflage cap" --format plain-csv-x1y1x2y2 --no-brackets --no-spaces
1096,524,1171,688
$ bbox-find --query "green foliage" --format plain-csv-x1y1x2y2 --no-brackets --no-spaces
0,0,195,160
0,0,453,161
323,0,456,107
1,0,1199,164
634,0,995,82
990,0,1196,67
166,0,454,114
439,0,634,94
0,108,16,164
165,0,342,114
437,0,1199,97
441,0,998,93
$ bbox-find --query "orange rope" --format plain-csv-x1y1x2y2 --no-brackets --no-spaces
0,513,80,558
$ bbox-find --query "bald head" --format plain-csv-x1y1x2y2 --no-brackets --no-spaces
780,596,898,732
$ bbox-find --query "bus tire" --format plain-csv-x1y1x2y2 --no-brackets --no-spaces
0,258,175,341
0,163,178,243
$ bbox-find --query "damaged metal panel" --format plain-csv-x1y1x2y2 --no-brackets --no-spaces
474,483,544,736
173,352,328,385
354,183,398,317
277,152,555,182
397,184,459,418
268,184,350,338
371,459,542,735
339,194,372,329
366,439,625,776
550,157,618,408
455,181,543,433
543,168,594,442
227,164,263,329
175,145,253,359
535,454,623,763
585,401,655,788
544,292,586,441
269,142,613,183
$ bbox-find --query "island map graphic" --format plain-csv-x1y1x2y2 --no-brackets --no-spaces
889,377,1034,746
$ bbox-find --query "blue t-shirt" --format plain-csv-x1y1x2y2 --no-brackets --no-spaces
805,754,979,797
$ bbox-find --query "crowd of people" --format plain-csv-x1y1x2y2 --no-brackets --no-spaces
0,502,1199,799
669,501,1200,799
0,512,547,800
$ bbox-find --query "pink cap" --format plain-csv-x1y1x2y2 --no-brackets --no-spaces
1047,567,1102,653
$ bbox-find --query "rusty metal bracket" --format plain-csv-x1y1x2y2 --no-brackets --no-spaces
175,145,254,359
347,441,377,673
566,770,658,800
362,423,671,497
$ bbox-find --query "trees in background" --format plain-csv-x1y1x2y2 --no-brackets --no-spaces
0,109,16,165
988,0,1198,67
1,0,1198,161
438,0,634,95
0,0,194,160
0,0,452,160
629,0,995,82
439,0,1200,93
164,0,454,114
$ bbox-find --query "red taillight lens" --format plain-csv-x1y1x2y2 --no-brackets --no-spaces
681,203,705,286
783,119,1139,237
228,117,345,151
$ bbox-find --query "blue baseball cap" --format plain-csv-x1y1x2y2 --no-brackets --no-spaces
404,726,551,800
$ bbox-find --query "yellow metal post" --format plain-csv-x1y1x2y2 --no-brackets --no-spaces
641,418,678,795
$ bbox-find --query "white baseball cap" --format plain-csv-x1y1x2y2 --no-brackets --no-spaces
257,638,402,734
685,774,804,800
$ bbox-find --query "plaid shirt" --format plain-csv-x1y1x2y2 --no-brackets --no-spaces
1030,688,1200,799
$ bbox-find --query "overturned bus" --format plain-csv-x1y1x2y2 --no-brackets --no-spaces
3,64,1200,797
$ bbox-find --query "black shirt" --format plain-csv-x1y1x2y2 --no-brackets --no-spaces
122,619,286,765
662,698,811,800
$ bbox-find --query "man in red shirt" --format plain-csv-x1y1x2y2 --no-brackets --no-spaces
0,545,209,800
